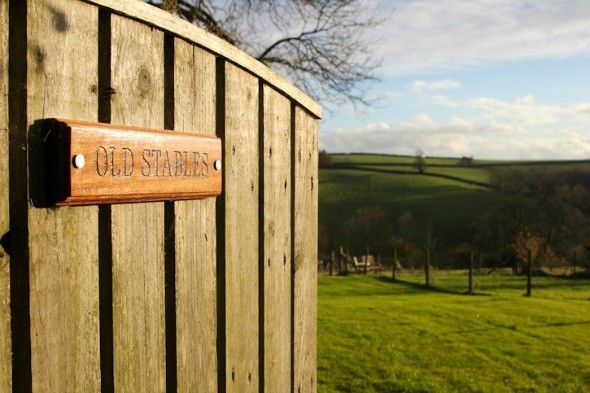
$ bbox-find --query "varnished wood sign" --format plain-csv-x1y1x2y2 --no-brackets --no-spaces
46,119,222,205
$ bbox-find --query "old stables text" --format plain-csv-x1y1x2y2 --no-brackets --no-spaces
95,146,209,178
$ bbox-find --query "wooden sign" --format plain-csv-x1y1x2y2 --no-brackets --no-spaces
47,119,222,205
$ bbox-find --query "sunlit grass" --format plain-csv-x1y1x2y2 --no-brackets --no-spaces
318,273,590,393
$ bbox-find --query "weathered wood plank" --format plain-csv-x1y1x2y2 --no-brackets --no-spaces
173,38,218,393
224,62,259,393
293,106,318,393
110,14,166,392
26,0,100,390
0,0,11,390
262,85,292,393
82,0,322,119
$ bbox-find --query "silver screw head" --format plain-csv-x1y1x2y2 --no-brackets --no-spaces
214,160,222,171
73,154,86,169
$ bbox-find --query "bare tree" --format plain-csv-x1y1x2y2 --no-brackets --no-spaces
342,206,393,256
413,150,426,173
318,149,333,167
146,0,384,109
476,167,590,271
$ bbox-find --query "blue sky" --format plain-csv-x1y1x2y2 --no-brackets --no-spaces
319,0,590,160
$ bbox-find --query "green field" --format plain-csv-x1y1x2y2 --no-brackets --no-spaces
319,168,492,248
318,273,590,393
320,169,491,245
319,153,590,251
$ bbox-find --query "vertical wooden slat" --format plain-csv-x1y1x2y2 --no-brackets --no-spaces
224,62,259,392
293,106,318,393
110,15,166,392
26,0,100,391
0,0,11,390
173,38,218,393
263,85,292,392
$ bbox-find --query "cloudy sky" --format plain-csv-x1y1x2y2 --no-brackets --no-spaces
319,0,590,160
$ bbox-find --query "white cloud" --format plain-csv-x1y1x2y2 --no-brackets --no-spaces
467,96,564,126
516,95,536,105
320,94,590,159
321,121,590,160
374,90,401,100
420,94,461,108
410,79,462,92
572,103,590,121
403,114,435,128
375,0,590,74
451,116,474,129
466,95,589,127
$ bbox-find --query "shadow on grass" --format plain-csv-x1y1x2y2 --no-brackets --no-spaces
534,270,590,280
375,276,491,297
475,276,590,293
451,319,590,336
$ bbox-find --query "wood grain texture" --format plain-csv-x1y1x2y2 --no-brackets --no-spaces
26,0,101,391
224,62,260,393
262,85,292,393
110,14,166,392
173,38,218,393
293,106,319,393
0,0,11,390
82,0,322,119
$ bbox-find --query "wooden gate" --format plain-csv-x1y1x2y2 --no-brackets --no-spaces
0,0,320,391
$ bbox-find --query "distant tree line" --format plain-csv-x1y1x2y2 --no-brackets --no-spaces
320,167,590,275
476,167,590,273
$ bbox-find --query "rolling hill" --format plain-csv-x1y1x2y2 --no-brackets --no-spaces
318,153,590,255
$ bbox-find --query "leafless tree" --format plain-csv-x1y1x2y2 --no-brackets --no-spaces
413,149,426,173
342,206,393,255
318,149,333,167
146,0,385,109
476,167,590,271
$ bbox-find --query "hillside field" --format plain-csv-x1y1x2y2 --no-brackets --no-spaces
319,153,590,251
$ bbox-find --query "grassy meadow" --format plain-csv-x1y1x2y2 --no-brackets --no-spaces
318,272,590,393
318,153,590,392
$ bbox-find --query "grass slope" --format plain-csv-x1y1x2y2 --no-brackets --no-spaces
318,273,590,393
319,153,590,249
319,169,492,246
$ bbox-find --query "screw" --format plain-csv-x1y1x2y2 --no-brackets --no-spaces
73,154,85,169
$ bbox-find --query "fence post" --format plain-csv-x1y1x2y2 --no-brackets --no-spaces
573,251,577,275
364,248,369,275
345,249,349,274
425,248,430,286
468,251,474,294
329,251,334,276
392,248,397,280
526,249,532,297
